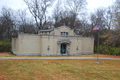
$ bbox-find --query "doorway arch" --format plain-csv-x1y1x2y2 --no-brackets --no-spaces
61,44,66,54
58,39,71,55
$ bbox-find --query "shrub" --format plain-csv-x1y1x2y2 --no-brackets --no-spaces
114,48,120,56
0,40,11,52
97,45,120,55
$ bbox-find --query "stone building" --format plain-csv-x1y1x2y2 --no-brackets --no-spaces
12,26,94,56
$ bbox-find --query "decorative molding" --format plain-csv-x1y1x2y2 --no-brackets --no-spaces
57,39,71,44
54,26,73,30
39,29,54,32
12,36,18,38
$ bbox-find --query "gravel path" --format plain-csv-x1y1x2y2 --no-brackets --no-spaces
0,57,120,60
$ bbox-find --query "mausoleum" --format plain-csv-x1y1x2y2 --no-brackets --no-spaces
12,26,94,56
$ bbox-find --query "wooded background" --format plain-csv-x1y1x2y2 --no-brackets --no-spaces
0,0,120,55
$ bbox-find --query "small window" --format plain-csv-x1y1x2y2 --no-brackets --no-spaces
61,32,69,36
61,32,63,35
66,32,68,35
64,32,65,35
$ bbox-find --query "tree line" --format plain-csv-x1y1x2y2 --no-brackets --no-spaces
0,0,120,55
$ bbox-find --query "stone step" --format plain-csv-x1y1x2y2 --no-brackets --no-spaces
61,54,69,56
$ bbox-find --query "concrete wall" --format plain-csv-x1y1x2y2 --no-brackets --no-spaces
40,36,57,55
82,37,94,54
12,37,19,54
69,37,94,55
54,26,74,36
17,34,41,55
69,37,83,55
12,26,94,56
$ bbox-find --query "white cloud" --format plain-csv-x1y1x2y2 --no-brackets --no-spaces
0,0,26,10
0,0,116,17
87,0,115,12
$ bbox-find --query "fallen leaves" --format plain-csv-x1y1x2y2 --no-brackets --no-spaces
35,72,47,80
0,59,119,80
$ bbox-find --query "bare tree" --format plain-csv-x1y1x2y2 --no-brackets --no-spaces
0,7,15,40
89,8,108,47
90,8,106,31
65,0,87,29
53,0,62,27
75,16,92,36
24,0,53,30
17,9,37,33
104,6,113,30
114,0,120,29
17,9,27,33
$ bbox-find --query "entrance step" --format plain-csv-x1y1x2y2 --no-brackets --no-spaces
61,54,69,56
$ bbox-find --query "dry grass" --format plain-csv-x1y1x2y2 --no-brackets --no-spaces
0,59,120,80
0,52,120,58
0,52,16,57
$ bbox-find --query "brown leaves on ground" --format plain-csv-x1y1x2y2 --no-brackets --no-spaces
0,59,120,80
35,72,47,80
101,54,120,58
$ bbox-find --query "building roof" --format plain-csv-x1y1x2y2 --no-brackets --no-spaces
39,27,54,32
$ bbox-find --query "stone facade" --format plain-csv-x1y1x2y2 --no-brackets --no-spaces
12,26,94,56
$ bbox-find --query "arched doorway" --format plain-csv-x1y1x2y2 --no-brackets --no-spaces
57,39,71,55
61,44,66,54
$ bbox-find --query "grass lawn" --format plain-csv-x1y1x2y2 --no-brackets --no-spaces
0,52,120,58
0,59,120,80
0,52,16,57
